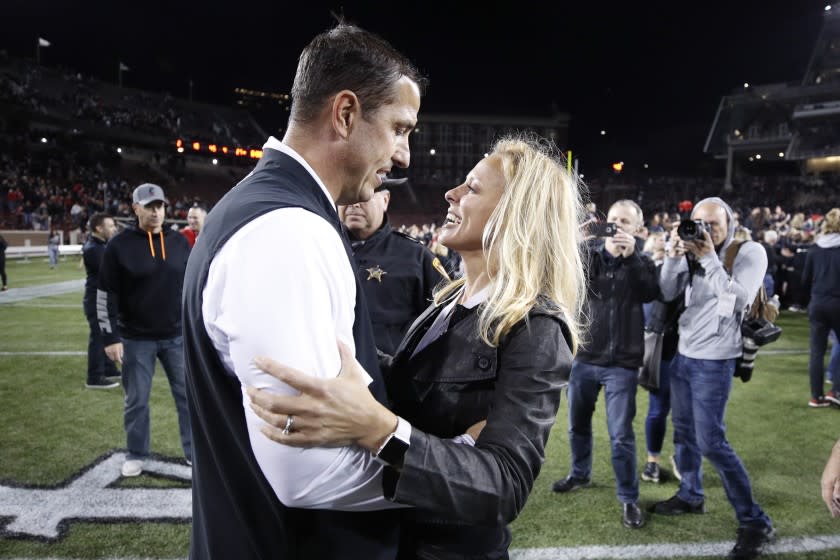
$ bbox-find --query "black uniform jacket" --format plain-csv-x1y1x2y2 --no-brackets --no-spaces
349,215,443,355
381,293,573,559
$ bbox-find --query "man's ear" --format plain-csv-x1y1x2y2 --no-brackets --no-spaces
381,190,391,211
331,90,361,139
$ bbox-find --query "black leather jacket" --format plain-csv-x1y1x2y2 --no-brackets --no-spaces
381,294,573,559
575,240,660,368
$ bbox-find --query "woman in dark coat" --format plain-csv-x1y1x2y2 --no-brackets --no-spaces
248,136,587,559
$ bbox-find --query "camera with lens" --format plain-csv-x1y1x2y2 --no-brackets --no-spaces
677,219,711,241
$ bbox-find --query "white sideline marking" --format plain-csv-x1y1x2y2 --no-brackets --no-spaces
0,279,84,304
510,534,840,559
4,536,840,560
7,303,80,308
0,351,85,356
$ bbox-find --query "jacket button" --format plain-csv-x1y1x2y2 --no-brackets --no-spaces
477,356,490,370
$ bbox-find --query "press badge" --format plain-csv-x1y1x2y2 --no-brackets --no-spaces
717,293,737,316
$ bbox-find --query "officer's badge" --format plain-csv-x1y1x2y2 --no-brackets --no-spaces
366,266,387,282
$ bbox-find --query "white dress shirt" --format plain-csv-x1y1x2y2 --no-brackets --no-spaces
202,140,399,511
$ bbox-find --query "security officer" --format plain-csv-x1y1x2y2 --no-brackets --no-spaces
340,179,447,355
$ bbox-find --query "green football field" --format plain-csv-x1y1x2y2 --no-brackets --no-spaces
1,258,839,559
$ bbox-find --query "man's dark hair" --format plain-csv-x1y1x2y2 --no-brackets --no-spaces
89,212,112,233
290,23,427,123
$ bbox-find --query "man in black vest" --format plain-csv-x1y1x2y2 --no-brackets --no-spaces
182,23,425,559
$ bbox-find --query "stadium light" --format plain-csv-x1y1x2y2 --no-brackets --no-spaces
744,82,750,88
644,163,649,169
212,158,218,165
612,162,623,173
430,148,436,155
600,130,606,136
778,152,785,158
415,127,420,133
116,147,122,154
826,5,832,11
483,153,488,158
755,154,762,159
209,144,218,153
177,147,184,153
580,173,585,179
40,137,47,143
734,129,742,136
192,142,201,151
749,156,754,162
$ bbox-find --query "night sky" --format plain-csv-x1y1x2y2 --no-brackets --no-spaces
1,0,829,173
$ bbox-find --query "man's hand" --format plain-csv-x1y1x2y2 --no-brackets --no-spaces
684,229,714,259
668,224,686,258
613,231,636,257
105,342,123,366
822,438,840,518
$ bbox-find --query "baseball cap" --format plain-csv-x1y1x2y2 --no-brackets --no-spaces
132,183,168,206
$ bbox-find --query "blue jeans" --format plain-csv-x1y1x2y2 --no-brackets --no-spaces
567,360,639,503
122,336,192,461
671,353,771,528
48,246,59,267
645,357,674,456
808,300,840,398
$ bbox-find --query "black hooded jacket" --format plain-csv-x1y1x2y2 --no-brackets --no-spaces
97,224,190,344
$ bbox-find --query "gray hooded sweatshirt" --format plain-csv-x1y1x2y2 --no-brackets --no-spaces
660,197,768,360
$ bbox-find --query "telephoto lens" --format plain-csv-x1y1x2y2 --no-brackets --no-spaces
677,219,708,241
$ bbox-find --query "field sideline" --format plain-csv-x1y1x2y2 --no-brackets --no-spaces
1,258,839,559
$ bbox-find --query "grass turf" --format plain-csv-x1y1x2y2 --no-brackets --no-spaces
1,260,838,558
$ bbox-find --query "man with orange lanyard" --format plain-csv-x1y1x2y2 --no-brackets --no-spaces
98,183,193,477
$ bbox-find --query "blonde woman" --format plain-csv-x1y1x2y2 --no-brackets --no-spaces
248,136,585,559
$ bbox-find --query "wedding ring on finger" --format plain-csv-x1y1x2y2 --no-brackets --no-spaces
282,414,295,435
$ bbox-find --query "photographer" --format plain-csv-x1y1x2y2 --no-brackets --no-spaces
552,200,659,529
653,197,774,560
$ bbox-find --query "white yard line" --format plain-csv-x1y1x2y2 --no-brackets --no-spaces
5,535,840,560
0,280,84,304
0,351,86,356
510,535,840,559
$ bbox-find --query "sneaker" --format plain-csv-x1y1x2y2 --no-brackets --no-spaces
641,461,661,483
670,454,682,482
809,396,830,408
651,494,705,515
104,374,122,382
728,525,776,560
85,378,120,390
551,475,591,493
1,286,7,291
826,391,840,406
121,459,144,477
186,459,192,466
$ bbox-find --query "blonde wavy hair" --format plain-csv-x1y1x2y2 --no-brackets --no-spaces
434,135,587,353
822,208,840,234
